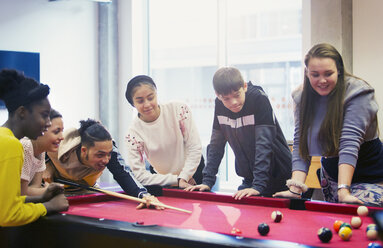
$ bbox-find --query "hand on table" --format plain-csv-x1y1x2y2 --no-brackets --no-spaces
184,184,211,192
43,194,69,214
42,183,65,202
137,195,165,210
338,188,363,205
273,190,301,199
178,178,196,189
233,188,260,200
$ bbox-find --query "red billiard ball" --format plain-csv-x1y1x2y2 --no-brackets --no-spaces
317,227,332,243
231,227,242,235
257,223,270,236
271,210,283,223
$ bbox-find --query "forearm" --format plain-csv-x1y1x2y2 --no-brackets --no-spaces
25,195,43,204
26,186,47,196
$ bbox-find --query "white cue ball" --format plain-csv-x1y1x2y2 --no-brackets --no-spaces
357,206,369,217
351,216,362,229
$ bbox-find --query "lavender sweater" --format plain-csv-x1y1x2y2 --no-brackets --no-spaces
292,76,379,174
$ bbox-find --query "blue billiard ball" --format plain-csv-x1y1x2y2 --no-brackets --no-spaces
367,242,383,248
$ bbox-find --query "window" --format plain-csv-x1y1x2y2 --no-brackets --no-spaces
135,0,302,192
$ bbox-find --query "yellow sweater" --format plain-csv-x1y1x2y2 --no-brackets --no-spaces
0,127,47,227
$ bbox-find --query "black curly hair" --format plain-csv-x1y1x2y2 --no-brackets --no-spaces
0,69,50,113
78,119,112,148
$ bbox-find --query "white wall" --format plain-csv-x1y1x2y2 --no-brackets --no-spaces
353,0,383,133
0,0,98,129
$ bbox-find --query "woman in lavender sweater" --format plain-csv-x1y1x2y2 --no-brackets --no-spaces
274,43,383,206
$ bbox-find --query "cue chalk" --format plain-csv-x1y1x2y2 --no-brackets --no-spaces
55,178,192,214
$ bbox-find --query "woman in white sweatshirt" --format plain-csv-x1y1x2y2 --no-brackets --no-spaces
125,75,204,189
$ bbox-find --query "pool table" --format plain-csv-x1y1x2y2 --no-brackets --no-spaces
1,188,382,248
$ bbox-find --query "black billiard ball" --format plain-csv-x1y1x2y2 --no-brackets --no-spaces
317,227,332,243
258,223,270,236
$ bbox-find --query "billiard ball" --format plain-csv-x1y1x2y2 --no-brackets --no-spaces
333,220,344,233
367,242,383,248
351,216,362,229
257,223,270,236
271,210,283,223
231,227,242,235
366,224,378,240
357,206,369,217
317,227,332,243
338,226,352,241
340,222,352,230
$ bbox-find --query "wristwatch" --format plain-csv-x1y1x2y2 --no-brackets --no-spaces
337,184,351,191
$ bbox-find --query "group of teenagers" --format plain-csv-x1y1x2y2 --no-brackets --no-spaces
1,43,383,228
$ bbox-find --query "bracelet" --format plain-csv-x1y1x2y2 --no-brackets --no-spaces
138,191,150,199
337,184,351,191
288,189,302,196
286,179,309,193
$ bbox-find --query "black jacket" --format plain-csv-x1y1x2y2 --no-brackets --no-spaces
202,82,292,195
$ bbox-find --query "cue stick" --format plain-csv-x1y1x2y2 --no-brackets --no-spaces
55,178,192,214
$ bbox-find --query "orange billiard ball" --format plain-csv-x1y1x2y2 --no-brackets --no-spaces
333,220,344,233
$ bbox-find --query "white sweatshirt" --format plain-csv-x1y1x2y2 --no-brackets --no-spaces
126,102,202,186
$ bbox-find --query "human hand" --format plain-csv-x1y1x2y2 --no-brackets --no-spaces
273,190,301,199
177,178,195,189
136,195,165,210
338,188,363,205
188,177,197,186
233,188,260,200
42,183,65,202
43,194,69,214
184,184,211,192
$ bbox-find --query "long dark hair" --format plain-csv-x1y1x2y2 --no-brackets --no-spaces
299,43,347,160
78,119,112,148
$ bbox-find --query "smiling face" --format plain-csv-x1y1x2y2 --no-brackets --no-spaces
306,57,339,96
80,140,113,171
23,98,52,140
216,83,247,113
132,84,161,122
36,117,64,153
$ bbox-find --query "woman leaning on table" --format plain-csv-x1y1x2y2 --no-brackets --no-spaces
274,43,383,207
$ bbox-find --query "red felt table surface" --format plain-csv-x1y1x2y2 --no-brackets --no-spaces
63,189,382,248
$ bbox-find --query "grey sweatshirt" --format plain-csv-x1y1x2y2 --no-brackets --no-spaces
291,76,379,173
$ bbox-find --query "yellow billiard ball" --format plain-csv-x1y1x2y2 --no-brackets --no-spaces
338,226,352,241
